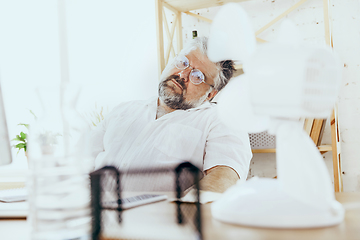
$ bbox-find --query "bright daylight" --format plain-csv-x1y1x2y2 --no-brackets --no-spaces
0,1,359,240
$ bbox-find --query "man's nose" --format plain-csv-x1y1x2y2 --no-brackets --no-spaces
179,68,192,82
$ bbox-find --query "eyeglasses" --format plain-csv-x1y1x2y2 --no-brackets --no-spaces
175,55,214,88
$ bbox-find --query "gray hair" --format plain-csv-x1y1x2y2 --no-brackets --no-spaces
177,37,236,92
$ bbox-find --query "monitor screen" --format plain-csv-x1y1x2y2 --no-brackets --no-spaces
0,80,12,166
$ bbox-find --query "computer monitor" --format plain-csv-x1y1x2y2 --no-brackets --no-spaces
0,77,12,166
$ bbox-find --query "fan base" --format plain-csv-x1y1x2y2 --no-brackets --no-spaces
211,178,344,229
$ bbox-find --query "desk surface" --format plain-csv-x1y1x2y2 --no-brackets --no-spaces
1,182,360,240
100,192,360,240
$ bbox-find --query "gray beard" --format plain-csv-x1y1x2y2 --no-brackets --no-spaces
158,75,209,110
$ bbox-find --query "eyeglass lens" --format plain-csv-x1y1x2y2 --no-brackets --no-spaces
190,69,205,84
175,56,205,85
175,56,189,69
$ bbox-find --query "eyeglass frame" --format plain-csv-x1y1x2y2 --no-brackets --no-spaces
174,55,215,88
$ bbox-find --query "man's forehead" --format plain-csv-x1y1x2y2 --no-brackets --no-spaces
186,49,218,78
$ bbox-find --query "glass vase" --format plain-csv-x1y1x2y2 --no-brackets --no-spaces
27,84,92,240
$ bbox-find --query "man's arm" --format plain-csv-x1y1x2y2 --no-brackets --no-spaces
199,108,252,193
199,165,239,193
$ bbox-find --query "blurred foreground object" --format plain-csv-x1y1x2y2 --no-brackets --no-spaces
0,75,12,166
28,83,93,239
210,3,344,228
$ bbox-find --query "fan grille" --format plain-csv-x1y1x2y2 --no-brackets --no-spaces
302,51,338,114
249,131,276,149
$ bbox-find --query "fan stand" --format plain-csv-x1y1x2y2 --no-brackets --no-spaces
211,120,344,228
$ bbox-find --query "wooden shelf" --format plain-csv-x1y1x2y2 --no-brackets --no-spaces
252,149,276,153
318,144,332,153
163,0,248,12
252,144,332,154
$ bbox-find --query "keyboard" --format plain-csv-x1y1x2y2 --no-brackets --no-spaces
103,194,168,209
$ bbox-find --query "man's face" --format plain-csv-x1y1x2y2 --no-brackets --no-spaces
158,49,219,110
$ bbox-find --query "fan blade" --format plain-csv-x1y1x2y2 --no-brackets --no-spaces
208,3,256,63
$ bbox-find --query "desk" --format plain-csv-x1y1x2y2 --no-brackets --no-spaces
100,192,360,240
1,182,360,240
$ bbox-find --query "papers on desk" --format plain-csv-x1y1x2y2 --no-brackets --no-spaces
0,187,28,218
169,189,223,204
0,187,27,202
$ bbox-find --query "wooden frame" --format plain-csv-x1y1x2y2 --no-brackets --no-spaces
154,0,342,192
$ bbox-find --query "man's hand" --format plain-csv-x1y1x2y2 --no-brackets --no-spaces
199,166,239,193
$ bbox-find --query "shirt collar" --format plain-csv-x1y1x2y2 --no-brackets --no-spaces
147,96,214,112
185,100,214,112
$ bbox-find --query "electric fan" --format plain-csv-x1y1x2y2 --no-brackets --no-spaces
207,3,344,228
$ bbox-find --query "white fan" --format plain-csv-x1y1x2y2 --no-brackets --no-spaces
209,3,344,228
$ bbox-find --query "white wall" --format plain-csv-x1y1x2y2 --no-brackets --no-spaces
179,0,360,191
0,1,61,166
0,0,159,166
331,0,360,191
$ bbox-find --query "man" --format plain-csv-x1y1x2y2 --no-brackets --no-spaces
89,37,252,192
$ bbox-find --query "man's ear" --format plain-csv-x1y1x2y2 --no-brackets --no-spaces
207,89,218,101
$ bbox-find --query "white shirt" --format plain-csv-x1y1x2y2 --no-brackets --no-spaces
89,97,252,190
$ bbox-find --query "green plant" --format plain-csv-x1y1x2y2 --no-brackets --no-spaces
12,110,37,155
12,123,29,154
